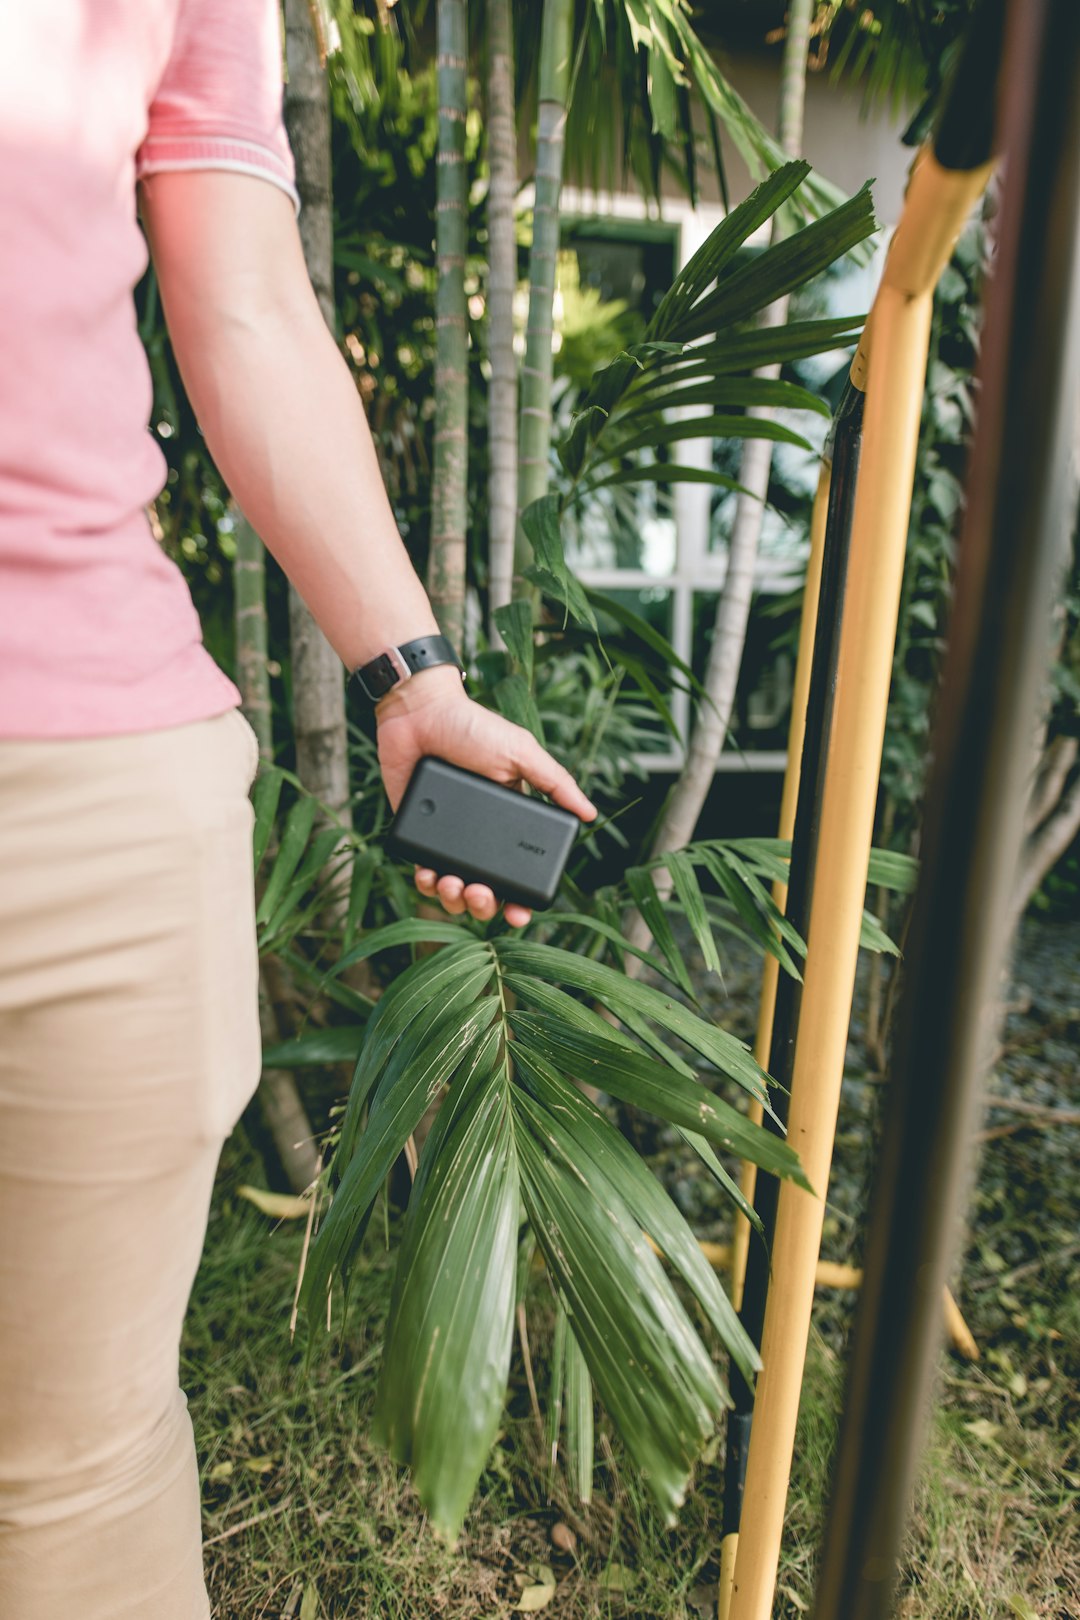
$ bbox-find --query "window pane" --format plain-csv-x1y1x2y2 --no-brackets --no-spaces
691,591,798,755
564,484,677,576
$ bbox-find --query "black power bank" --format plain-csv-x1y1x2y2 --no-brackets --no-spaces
386,757,580,910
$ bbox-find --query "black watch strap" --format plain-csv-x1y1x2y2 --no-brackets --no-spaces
349,633,464,703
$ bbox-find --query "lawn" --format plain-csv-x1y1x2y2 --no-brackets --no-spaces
186,919,1080,1619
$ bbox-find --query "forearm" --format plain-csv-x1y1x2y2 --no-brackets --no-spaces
189,296,438,668
141,172,439,671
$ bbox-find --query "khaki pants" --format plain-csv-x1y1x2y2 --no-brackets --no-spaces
0,708,263,1619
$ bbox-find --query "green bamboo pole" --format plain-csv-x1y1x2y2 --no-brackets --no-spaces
485,0,519,637
514,0,573,583
428,0,469,648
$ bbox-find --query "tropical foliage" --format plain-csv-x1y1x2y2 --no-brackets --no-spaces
145,0,1014,1549
256,164,900,1536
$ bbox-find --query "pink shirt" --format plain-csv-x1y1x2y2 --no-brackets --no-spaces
0,1,298,738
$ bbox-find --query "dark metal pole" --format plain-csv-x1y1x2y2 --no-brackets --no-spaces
813,3,1080,1615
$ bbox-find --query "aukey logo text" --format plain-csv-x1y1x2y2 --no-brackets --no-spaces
518,840,546,855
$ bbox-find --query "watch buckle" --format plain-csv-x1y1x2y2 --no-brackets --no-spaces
385,645,413,685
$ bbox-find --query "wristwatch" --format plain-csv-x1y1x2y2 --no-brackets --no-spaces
348,633,466,704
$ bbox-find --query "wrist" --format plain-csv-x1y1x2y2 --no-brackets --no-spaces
350,631,465,709
374,661,469,722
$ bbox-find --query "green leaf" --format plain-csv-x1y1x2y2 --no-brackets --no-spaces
679,1127,763,1236
337,943,494,1170
251,767,284,874
492,673,545,741
627,317,866,394
262,825,347,940
329,916,476,979
547,1299,568,1472
614,376,832,425
521,496,598,632
514,1048,759,1385
255,794,318,926
584,463,756,497
301,1005,501,1326
495,938,768,1102
345,846,378,946
611,650,683,740
599,412,813,465
538,909,680,985
585,588,702,691
625,866,694,996
694,847,803,978
558,404,609,479
504,973,639,1049
514,1088,723,1525
663,850,722,977
681,185,878,342
261,1026,365,1068
866,848,918,893
859,908,900,956
581,350,645,417
373,1053,519,1540
509,1012,805,1183
525,566,597,635
493,599,535,685
650,162,811,338
564,1324,594,1504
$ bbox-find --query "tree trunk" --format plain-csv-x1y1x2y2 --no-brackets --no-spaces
428,0,470,649
283,0,352,819
233,509,273,754
486,0,519,638
626,0,813,951
514,0,574,584
233,507,320,1193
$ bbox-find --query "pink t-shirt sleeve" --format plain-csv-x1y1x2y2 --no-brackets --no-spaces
136,0,298,211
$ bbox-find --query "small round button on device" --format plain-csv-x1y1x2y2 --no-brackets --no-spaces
418,797,436,816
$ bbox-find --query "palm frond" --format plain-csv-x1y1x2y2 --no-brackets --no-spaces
301,919,809,1536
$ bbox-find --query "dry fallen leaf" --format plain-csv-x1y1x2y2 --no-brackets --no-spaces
238,1184,312,1220
598,1562,637,1593
515,1563,556,1612
550,1521,577,1554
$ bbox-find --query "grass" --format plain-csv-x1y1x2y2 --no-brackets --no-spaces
186,919,1080,1619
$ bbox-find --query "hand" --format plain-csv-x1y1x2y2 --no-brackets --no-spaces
375,666,597,927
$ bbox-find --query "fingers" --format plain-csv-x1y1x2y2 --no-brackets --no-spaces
511,734,598,822
413,867,531,927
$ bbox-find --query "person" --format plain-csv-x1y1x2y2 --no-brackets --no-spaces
0,4,596,1616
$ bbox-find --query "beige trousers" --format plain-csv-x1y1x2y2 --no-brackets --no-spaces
0,708,263,1620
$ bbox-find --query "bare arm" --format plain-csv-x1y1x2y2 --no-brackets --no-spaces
140,170,594,923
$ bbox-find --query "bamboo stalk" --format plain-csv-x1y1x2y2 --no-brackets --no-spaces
428,0,470,648
730,462,832,1314
485,0,519,637
514,0,573,584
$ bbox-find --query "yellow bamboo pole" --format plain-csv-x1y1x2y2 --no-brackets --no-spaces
727,149,993,1620
730,464,833,1317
